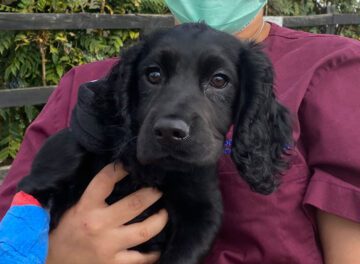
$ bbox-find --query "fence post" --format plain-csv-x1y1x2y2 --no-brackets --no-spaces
326,5,336,34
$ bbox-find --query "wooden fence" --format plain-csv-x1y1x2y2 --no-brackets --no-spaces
0,11,360,109
0,13,175,108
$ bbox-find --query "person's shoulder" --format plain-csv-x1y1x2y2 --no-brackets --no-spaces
52,58,121,116
71,57,120,77
266,23,360,70
268,23,360,53
60,57,120,91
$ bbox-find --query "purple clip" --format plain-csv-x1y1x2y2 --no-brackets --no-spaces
224,139,232,154
224,148,232,155
224,139,232,147
283,144,293,151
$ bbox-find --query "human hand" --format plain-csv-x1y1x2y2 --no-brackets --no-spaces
46,163,167,264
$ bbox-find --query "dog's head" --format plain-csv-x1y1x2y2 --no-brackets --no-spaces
71,23,293,194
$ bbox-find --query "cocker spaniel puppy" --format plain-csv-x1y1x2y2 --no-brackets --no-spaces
19,23,293,264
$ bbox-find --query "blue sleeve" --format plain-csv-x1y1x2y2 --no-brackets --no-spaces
0,204,50,264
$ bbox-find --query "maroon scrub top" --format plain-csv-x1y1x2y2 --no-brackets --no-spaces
1,24,360,264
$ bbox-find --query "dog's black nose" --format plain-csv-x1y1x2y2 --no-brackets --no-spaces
153,118,190,144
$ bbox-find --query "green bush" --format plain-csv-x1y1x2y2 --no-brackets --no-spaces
267,0,360,38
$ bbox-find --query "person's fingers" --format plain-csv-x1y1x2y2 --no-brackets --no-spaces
80,163,128,209
114,209,168,249
104,187,162,225
115,250,160,264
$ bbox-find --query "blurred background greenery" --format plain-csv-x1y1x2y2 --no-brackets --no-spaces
267,0,360,37
0,0,359,166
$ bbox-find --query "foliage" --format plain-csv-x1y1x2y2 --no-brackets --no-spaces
140,0,168,14
267,0,360,16
267,0,360,38
0,106,40,164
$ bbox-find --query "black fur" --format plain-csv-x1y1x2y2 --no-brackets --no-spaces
18,23,293,264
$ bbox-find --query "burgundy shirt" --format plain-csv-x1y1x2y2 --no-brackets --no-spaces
1,24,360,263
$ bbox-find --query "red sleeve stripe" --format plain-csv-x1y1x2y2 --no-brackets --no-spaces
10,191,42,207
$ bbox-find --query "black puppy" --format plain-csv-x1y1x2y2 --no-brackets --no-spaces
18,23,292,264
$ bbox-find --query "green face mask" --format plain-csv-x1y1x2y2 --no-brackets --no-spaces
165,0,267,34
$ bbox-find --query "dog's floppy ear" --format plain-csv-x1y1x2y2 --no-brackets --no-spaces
70,42,144,153
231,42,293,195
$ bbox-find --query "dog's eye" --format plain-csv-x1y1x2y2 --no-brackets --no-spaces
146,67,162,84
210,74,229,89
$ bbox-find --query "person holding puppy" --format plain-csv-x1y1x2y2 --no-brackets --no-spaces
1,0,360,263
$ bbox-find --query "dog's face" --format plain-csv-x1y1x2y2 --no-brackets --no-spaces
74,23,293,194
135,25,242,168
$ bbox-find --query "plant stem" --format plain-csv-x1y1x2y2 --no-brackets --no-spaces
39,43,47,86
100,0,106,13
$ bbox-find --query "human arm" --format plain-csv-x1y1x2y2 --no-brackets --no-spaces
301,45,360,263
317,210,360,264
0,192,49,263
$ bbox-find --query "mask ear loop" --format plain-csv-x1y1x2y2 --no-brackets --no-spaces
250,20,266,41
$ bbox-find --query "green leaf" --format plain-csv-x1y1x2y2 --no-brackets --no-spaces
14,33,28,42
50,45,59,54
0,136,10,146
0,148,9,164
0,4,17,12
24,105,39,122
129,31,139,40
55,34,67,42
56,64,64,77
0,109,8,120
52,53,59,64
